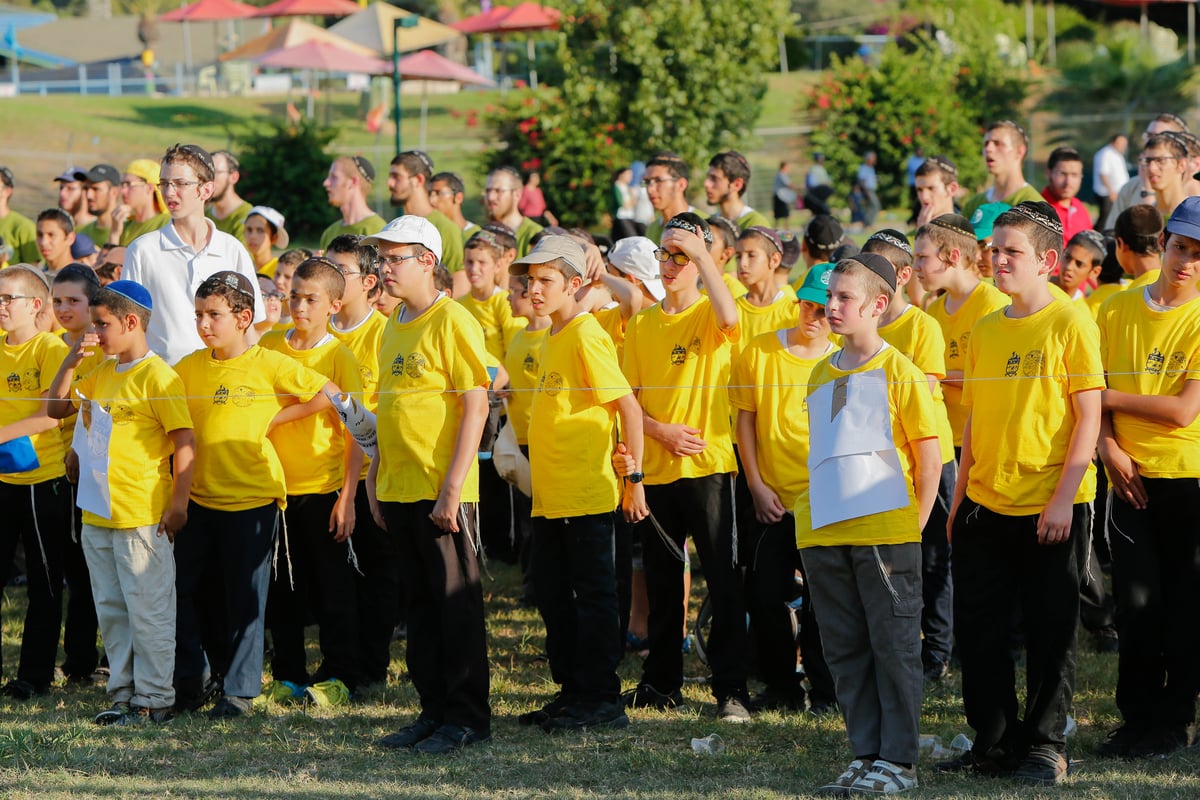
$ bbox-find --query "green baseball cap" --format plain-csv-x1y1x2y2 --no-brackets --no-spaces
796,262,835,305
970,202,1011,240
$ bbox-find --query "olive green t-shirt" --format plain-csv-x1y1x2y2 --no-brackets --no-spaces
207,201,253,246
961,184,1043,221
318,214,386,253
120,212,170,246
514,216,543,258
427,209,464,273
0,211,38,263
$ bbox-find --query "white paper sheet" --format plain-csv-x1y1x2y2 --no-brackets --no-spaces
807,369,910,529
326,390,378,460
72,394,112,519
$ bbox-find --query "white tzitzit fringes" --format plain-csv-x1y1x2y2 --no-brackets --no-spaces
29,485,53,589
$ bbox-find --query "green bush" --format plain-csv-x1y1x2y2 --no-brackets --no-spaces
235,118,338,245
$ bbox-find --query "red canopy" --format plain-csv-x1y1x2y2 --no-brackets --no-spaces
254,39,392,73
255,0,363,19
397,49,496,85
452,2,562,35
160,0,259,22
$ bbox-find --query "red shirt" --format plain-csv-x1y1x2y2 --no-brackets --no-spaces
1041,185,1093,245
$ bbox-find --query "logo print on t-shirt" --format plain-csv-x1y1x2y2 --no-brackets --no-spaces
1005,352,1021,377
1146,347,1165,375
21,368,40,391
1022,350,1044,377
539,371,563,397
959,333,970,356
1168,351,1187,372
670,343,687,365
360,365,374,388
948,340,959,360
110,403,135,424
214,385,230,405
404,353,427,379
523,352,537,374
390,353,405,377
231,386,254,407
5,372,19,393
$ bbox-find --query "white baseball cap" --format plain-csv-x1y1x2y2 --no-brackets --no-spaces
607,236,665,301
247,205,290,249
362,215,443,263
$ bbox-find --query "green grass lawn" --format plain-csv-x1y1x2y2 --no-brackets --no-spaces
2,559,1200,799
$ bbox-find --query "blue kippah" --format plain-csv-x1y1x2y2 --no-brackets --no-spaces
105,280,152,310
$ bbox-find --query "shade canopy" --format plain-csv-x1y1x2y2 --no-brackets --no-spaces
159,0,259,22
253,38,392,73
328,2,463,56
254,0,362,19
221,18,377,61
397,48,495,85
451,2,562,35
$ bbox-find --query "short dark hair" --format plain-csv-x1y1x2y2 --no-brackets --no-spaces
294,257,347,301
915,155,957,184
1114,205,1164,255
391,150,435,182
1098,239,1124,284
325,234,379,295
1144,132,1187,159
37,207,74,233
708,151,751,196
647,151,689,181
1066,231,1106,268
94,285,151,329
162,143,215,183
986,119,1029,152
212,149,240,173
993,203,1063,259
1047,146,1083,171
277,248,312,270
195,270,255,315
431,171,465,196
53,263,101,301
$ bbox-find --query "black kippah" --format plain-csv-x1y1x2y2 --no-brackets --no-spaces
929,213,977,239
845,252,898,290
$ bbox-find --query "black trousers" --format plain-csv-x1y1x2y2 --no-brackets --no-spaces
61,484,100,679
352,482,401,685
0,477,71,689
382,500,491,733
267,492,365,690
1109,477,1200,728
532,512,621,704
639,474,748,700
920,460,956,669
952,497,1088,756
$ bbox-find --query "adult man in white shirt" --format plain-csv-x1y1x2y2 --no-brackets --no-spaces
1092,134,1129,230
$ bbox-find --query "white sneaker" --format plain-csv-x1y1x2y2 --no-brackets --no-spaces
817,759,869,796
849,759,918,794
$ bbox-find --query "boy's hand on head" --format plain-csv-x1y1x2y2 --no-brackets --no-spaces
1036,495,1073,545
582,242,605,285
64,448,80,484
660,227,708,265
654,423,707,457
159,503,188,542
611,441,635,477
1099,444,1148,510
749,484,786,524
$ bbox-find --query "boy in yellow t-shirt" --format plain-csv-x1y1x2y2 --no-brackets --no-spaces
260,258,364,707
915,214,1010,452
733,226,799,358
0,265,72,699
325,233,398,688
621,213,751,720
1054,231,1105,301
460,229,527,361
863,230,959,683
511,235,647,732
173,271,336,720
47,280,194,725
1095,197,1200,759
730,262,837,714
366,217,492,755
794,254,941,796
945,202,1103,784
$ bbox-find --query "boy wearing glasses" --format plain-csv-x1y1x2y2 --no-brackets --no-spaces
482,167,542,258
961,121,1043,221
319,156,386,253
1137,133,1190,222
620,213,752,721
123,144,262,366
644,153,695,245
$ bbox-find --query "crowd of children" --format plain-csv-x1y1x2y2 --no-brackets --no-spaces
1,138,1199,797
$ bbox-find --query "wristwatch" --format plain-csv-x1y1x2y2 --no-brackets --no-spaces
627,472,645,484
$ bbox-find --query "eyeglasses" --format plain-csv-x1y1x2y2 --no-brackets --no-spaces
1139,155,1179,166
652,248,690,266
157,179,201,193
379,253,422,268
120,179,148,189
0,294,34,306
483,187,518,196
642,177,677,188
429,189,456,198
262,290,285,301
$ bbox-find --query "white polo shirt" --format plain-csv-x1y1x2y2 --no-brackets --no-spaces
123,218,264,365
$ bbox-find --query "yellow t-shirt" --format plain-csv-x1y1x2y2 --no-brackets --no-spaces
927,280,1010,445
733,292,799,361
59,333,109,449
529,314,631,518
457,288,527,362
879,305,955,465
174,346,327,511
74,355,192,528
503,325,548,445
1047,280,1071,302
1097,288,1200,477
1086,282,1123,320
258,256,280,279
259,331,362,495
375,297,491,503
963,300,1104,515
330,309,387,480
1,332,68,485
622,296,738,484
703,272,748,300
593,305,626,360
793,345,939,547
1126,269,1160,291
729,330,828,509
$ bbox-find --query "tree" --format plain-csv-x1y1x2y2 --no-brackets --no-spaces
236,118,338,244
483,0,790,227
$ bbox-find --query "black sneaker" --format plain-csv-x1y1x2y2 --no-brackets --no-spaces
1,679,46,700
716,694,752,723
1012,744,1068,785
518,694,569,727
748,686,806,713
207,695,250,720
117,706,175,726
1094,627,1120,654
94,701,132,725
1097,721,1149,758
412,723,491,754
1127,723,1197,759
622,683,684,710
541,700,629,733
923,660,950,683
176,677,222,712
934,748,1016,776
378,716,440,750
